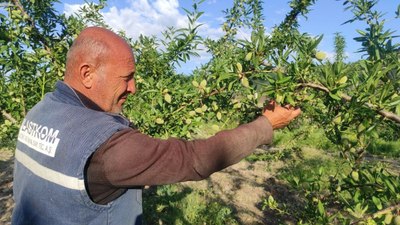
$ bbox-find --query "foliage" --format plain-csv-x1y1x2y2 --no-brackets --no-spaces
265,148,400,224
0,0,84,144
334,32,347,62
1,0,400,224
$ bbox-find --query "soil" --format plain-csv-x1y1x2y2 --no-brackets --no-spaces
180,148,306,225
0,148,13,225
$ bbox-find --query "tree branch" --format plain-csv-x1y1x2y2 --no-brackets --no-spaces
350,203,400,225
299,82,400,124
11,0,52,53
1,110,17,124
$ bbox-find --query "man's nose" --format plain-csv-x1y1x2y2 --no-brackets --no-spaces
127,78,136,94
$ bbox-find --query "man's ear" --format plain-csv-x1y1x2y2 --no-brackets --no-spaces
79,63,93,88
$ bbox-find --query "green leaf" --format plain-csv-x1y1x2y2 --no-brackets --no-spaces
4,120,12,126
293,176,300,186
329,92,341,101
396,4,400,18
276,94,284,103
200,79,207,89
372,196,382,210
388,99,400,107
286,95,295,105
384,179,395,193
333,116,342,125
233,102,241,109
276,76,292,84
318,200,325,215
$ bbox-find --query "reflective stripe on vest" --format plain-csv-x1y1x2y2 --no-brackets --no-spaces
15,148,85,191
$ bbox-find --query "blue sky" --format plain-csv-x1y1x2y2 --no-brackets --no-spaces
59,0,399,74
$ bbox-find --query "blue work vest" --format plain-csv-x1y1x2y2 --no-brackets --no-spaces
12,81,142,225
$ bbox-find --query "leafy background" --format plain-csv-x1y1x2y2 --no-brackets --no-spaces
1,0,400,224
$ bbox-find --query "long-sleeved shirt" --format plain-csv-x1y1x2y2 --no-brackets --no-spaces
75,89,274,205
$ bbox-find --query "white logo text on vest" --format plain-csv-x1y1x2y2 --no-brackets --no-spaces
18,119,60,157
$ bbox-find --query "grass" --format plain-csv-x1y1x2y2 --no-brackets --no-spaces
143,184,238,225
367,139,400,158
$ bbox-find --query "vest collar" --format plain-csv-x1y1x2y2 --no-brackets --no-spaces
53,81,132,126
54,81,104,112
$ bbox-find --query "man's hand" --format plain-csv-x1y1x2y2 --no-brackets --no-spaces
262,101,301,129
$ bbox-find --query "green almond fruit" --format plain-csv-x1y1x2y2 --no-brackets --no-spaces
195,108,203,114
394,216,400,225
236,62,242,73
384,213,393,224
338,76,348,84
164,94,172,103
155,118,164,124
192,80,199,87
351,171,359,182
241,76,249,88
216,112,222,120
245,52,252,61
315,51,326,60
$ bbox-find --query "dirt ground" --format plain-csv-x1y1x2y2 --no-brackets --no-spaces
0,149,13,225
181,153,291,225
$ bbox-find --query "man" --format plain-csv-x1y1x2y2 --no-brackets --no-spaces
12,27,301,225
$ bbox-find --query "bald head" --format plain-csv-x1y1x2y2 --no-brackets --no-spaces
64,27,132,82
63,27,136,113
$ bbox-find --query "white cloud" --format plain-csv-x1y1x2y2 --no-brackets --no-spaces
102,0,188,40
63,0,188,40
236,27,252,41
64,3,87,17
198,23,223,40
62,0,227,74
324,51,336,62
62,0,226,41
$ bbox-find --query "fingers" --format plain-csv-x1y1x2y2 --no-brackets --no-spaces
263,99,301,118
291,107,301,116
284,104,294,110
264,100,276,111
290,108,302,120
262,99,301,129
